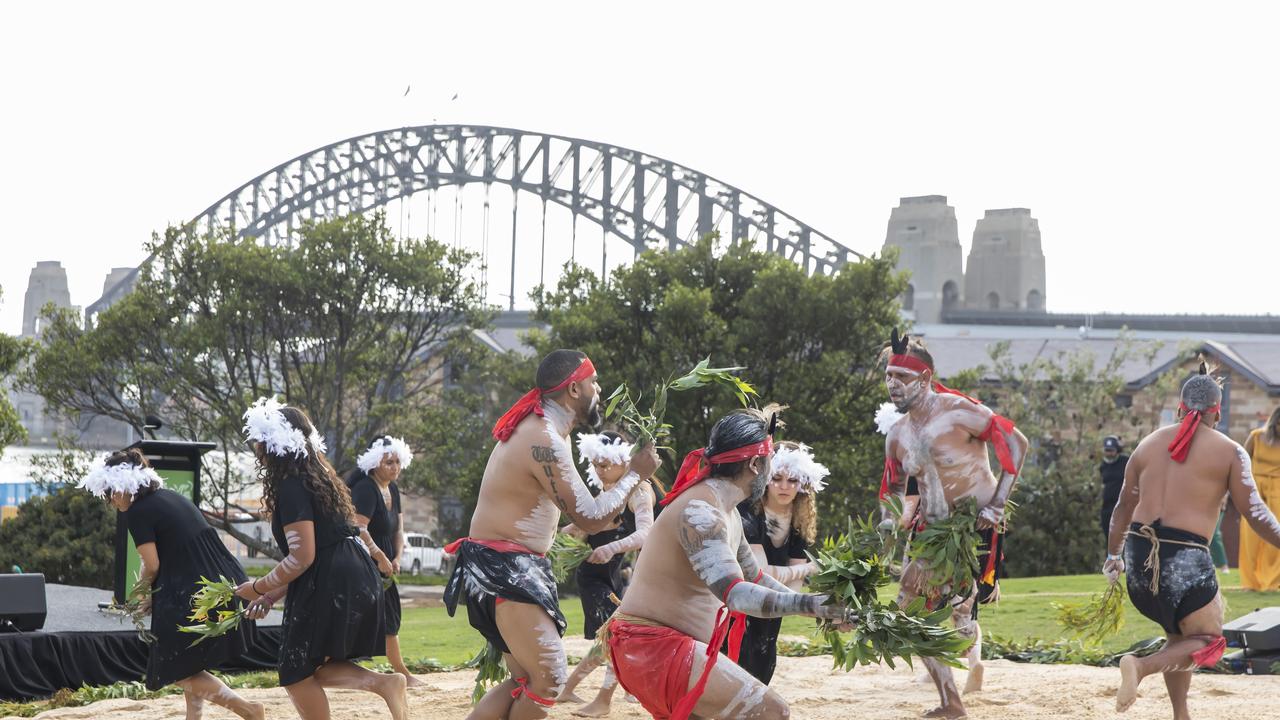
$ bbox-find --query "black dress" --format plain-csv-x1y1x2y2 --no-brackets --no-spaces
735,501,810,685
349,472,403,635
272,474,385,685
125,488,255,690
576,501,635,640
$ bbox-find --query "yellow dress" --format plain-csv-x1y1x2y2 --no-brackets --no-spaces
1239,428,1280,590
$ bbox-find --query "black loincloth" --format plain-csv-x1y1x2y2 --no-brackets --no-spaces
443,539,566,653
1124,521,1217,636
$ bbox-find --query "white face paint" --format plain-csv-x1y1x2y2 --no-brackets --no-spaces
886,367,928,412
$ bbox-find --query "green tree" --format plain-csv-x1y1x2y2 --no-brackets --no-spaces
530,235,906,533
21,213,494,551
977,336,1181,576
0,487,115,588
0,287,31,453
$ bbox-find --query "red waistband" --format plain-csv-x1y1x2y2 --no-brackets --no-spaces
443,537,544,557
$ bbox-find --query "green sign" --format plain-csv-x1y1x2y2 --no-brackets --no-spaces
121,468,194,598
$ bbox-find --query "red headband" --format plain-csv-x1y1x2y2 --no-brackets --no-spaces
492,357,597,442
1168,401,1220,463
660,437,774,506
887,354,932,375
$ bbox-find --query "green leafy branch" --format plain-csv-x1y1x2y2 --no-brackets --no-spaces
548,533,592,582
908,498,983,600
604,357,756,451
1052,577,1127,644
107,572,158,644
178,575,246,646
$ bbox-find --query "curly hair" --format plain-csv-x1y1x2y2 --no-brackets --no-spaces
750,440,817,545
256,406,356,524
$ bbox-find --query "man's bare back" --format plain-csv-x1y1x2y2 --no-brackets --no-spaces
1125,424,1246,540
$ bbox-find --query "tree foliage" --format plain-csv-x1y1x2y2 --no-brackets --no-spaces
530,235,906,533
20,214,494,545
0,287,31,454
976,336,1181,576
0,486,115,588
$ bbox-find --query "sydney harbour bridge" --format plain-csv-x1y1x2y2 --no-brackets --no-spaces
86,125,863,320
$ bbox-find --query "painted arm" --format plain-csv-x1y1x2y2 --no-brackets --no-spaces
748,544,816,588
1230,445,1280,548
679,499,849,621
532,436,657,533
589,485,656,563
960,403,1029,529
236,520,316,600
559,522,588,540
1103,453,1141,582
353,513,394,575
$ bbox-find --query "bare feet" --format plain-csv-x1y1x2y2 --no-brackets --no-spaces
241,702,266,720
402,673,427,689
572,697,614,717
962,662,984,695
377,672,409,720
923,705,967,719
1116,654,1141,713
558,691,587,704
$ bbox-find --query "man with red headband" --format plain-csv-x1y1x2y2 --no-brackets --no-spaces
1106,362,1280,718
609,406,853,719
444,349,660,719
878,329,1028,719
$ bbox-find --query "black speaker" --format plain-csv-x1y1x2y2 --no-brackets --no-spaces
1224,607,1280,652
0,573,47,632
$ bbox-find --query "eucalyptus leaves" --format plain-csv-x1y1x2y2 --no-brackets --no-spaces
1052,578,1126,644
110,572,158,644
549,533,592,582
907,498,984,600
604,358,757,451
808,501,972,669
178,576,246,646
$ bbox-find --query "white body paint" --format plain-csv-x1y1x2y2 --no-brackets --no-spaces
1237,446,1280,535
542,413,640,521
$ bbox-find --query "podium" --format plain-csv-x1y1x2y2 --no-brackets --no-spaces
113,440,216,603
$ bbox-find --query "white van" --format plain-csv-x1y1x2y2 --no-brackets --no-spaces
403,533,446,575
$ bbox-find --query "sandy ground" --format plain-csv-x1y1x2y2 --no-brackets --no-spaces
11,637,1279,719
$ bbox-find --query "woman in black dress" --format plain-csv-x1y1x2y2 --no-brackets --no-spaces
231,397,407,720
78,449,264,720
348,435,423,687
735,441,826,684
557,431,657,716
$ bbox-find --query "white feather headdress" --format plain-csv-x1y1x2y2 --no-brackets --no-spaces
78,458,164,499
356,436,414,473
771,444,830,494
242,396,327,459
875,402,905,435
576,432,633,490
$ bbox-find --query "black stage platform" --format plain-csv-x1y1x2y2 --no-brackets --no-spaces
0,584,284,701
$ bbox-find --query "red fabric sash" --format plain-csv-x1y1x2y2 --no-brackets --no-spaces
1191,635,1227,668
879,457,902,501
1168,402,1220,463
511,676,556,707
671,578,747,720
491,357,597,442
977,414,1018,475
660,438,774,506
443,537,544,557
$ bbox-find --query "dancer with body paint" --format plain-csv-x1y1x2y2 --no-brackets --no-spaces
557,430,659,717
608,406,854,720
232,398,407,720
1105,364,1280,718
878,330,1028,719
347,436,424,687
79,449,264,720
731,440,824,684
443,349,661,719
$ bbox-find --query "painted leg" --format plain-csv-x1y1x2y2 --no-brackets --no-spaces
385,634,426,688
686,638,788,719
952,593,983,695
898,561,966,719
559,641,605,703
282,676,331,720
177,671,264,720
572,666,619,717
313,660,408,720
1118,594,1224,714
495,600,568,720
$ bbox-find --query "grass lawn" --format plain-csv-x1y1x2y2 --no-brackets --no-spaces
387,572,1280,665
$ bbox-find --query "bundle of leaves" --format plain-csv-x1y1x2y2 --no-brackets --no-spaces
982,635,1164,667
808,505,971,670
107,572,158,644
908,498,983,600
549,533,592,582
178,576,245,646
1052,578,1127,644
466,641,507,705
604,357,756,452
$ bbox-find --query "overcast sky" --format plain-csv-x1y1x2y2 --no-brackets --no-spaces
2,1,1277,335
